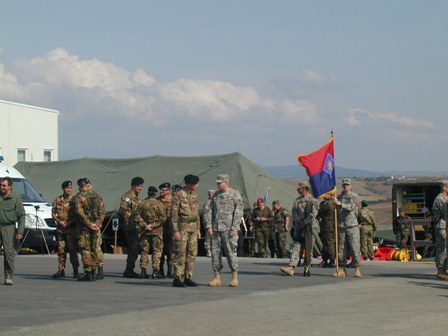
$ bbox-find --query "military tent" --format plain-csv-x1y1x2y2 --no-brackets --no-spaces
14,152,298,213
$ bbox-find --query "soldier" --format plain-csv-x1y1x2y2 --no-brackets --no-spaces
333,179,361,278
317,193,336,267
272,200,290,259
251,198,273,258
137,186,167,279
432,181,448,280
75,178,105,282
118,177,144,278
393,208,411,247
51,180,80,279
280,182,318,277
205,174,243,287
0,177,25,286
202,190,215,257
171,174,201,287
157,182,174,278
358,200,377,260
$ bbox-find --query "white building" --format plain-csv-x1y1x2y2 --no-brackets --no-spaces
0,100,59,166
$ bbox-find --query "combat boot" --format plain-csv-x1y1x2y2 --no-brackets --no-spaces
229,272,239,287
303,266,311,277
152,270,165,279
208,272,222,287
436,268,448,280
184,278,199,287
206,249,212,257
333,267,347,277
5,275,13,286
280,266,295,276
167,265,174,279
354,267,362,278
97,267,104,280
52,269,65,279
172,278,187,287
123,267,139,278
78,271,95,282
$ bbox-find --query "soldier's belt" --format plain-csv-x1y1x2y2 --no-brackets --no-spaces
180,218,198,224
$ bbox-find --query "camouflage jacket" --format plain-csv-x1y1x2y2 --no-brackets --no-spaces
318,198,336,232
135,196,167,236
292,194,318,229
358,207,376,231
251,206,273,230
432,192,448,229
52,194,72,226
157,194,173,232
205,187,243,232
394,214,411,233
336,191,359,228
75,190,105,229
272,207,290,232
171,188,200,233
118,189,140,230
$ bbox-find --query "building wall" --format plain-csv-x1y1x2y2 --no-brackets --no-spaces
0,100,59,166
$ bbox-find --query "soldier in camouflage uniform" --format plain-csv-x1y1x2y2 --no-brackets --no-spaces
157,182,174,278
358,200,377,260
118,177,144,278
280,182,318,277
272,200,290,259
432,181,448,280
317,194,336,267
136,186,167,279
171,174,201,287
51,180,80,279
202,190,215,257
251,198,273,258
333,179,361,278
393,207,411,247
205,174,243,287
75,178,105,281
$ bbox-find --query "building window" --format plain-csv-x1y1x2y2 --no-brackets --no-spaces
17,149,26,162
43,150,52,162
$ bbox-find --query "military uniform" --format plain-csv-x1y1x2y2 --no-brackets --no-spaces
393,213,411,246
251,206,273,258
272,206,290,258
318,198,336,265
52,194,79,274
171,187,200,282
432,192,448,272
157,193,174,277
358,206,376,260
202,198,213,255
136,196,167,277
75,189,105,279
118,189,141,274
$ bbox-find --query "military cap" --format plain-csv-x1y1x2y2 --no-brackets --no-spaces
184,174,199,185
440,180,448,187
159,182,171,190
297,181,310,189
256,197,264,204
272,200,280,205
147,186,158,194
361,200,368,207
131,177,144,186
342,178,351,185
398,207,405,213
77,177,90,186
208,189,215,195
61,180,72,189
216,174,230,183
172,184,182,191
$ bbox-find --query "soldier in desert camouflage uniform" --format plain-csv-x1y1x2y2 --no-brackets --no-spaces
51,180,80,279
205,174,243,287
157,182,174,278
136,186,167,279
358,200,376,260
333,179,362,278
118,177,144,278
171,174,201,287
272,200,289,259
75,178,105,281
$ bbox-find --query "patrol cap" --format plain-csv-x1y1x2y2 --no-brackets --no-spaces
208,189,215,195
297,181,310,189
159,182,171,190
216,174,230,183
361,200,368,207
77,177,90,186
147,186,158,194
131,177,144,186
398,207,405,213
439,180,448,187
61,180,72,189
272,200,280,205
184,174,199,185
342,178,351,185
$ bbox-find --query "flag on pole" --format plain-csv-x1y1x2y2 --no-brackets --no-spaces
297,136,336,198
263,187,270,204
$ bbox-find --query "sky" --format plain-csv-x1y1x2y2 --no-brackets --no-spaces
1,1,447,172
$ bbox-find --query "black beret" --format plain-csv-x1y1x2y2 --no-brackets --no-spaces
147,186,158,194
159,182,171,190
184,174,199,185
61,180,72,189
172,184,182,191
77,177,90,186
131,177,144,186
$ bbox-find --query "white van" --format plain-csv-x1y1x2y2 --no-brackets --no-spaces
0,156,57,251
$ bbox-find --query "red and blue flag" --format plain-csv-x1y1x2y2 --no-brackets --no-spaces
297,137,336,198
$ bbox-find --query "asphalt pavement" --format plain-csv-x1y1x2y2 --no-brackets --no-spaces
0,254,446,336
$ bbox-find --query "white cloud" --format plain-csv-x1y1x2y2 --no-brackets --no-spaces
346,108,434,129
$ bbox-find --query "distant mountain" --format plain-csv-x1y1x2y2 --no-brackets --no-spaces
263,165,448,179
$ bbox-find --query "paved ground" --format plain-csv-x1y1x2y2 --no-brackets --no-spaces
0,254,446,336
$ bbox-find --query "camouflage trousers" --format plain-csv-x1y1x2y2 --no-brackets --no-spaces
204,232,211,251
78,228,102,272
124,228,141,269
211,231,239,273
56,226,79,270
289,225,314,267
173,230,198,279
434,227,447,269
140,234,164,271
320,230,336,261
360,225,375,259
274,230,287,258
396,228,410,246
338,226,361,267
254,228,269,257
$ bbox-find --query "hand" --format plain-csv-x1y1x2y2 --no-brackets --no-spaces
16,234,23,240
146,224,153,231
174,231,181,241
59,221,67,229
197,230,201,239
207,228,213,236
228,229,237,237
90,224,100,232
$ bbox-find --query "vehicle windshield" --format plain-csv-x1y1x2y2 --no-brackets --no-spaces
12,178,45,203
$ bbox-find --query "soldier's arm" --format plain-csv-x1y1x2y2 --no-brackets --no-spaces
16,198,26,236
204,199,213,229
75,196,95,228
51,198,59,222
171,196,180,233
97,197,106,226
231,193,244,232
118,196,131,222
